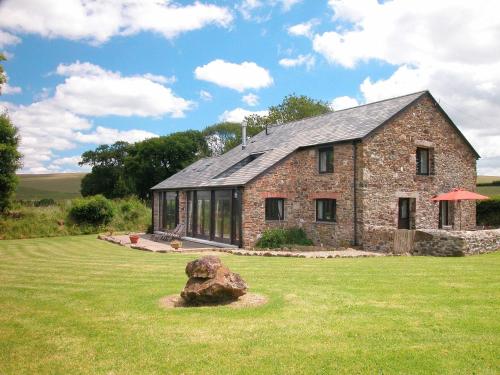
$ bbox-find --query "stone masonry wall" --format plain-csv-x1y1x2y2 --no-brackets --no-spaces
361,94,477,251
413,229,500,256
242,143,356,247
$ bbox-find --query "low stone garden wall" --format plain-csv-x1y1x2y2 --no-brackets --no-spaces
363,226,500,256
413,229,500,256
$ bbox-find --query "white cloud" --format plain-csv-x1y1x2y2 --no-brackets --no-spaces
330,96,359,110
311,0,500,175
199,90,213,101
287,19,318,38
242,93,259,106
53,61,193,117
236,0,264,20
279,54,315,70
219,107,268,123
0,30,21,48
279,0,302,11
2,83,22,95
195,59,273,92
51,155,82,166
75,126,156,144
0,0,233,45
1,60,172,173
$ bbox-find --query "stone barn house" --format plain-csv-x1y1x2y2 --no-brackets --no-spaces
151,91,479,251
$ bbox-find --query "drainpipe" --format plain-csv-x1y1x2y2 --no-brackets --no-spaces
353,141,359,246
242,120,247,149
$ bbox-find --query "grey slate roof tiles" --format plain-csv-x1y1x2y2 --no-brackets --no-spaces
151,91,427,190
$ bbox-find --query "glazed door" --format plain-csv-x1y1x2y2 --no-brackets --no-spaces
398,198,410,229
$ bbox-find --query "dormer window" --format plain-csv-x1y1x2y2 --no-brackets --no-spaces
318,147,333,173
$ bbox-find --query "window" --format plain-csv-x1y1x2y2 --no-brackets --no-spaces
316,199,336,222
416,148,430,175
318,147,334,173
439,201,454,228
265,198,284,220
162,191,178,230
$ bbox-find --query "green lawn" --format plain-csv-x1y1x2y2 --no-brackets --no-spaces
15,173,85,200
0,236,499,374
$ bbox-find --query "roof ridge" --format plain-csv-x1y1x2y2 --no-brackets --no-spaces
263,90,428,131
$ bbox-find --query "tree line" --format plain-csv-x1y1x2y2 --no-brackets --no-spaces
80,94,332,200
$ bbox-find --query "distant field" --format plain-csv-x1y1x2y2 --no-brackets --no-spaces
477,176,500,184
15,173,85,200
13,174,500,200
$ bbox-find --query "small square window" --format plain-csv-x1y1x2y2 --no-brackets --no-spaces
318,147,334,173
316,199,336,222
416,148,430,175
265,198,284,220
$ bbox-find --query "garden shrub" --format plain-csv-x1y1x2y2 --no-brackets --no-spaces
69,195,114,225
256,227,313,248
477,198,500,227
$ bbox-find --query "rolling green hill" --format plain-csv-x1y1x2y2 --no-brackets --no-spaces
15,173,86,200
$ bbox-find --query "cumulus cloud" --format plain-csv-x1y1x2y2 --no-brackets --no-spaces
279,54,315,70
0,0,233,45
330,96,359,111
52,61,193,117
219,107,268,123
0,61,176,173
195,59,273,92
0,30,21,49
242,93,259,106
287,19,318,39
310,0,500,174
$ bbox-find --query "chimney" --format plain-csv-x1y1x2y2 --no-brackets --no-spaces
242,119,247,149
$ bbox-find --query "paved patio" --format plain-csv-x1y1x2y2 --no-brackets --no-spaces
98,233,384,258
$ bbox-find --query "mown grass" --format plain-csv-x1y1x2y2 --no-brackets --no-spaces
0,197,150,240
0,236,498,374
15,173,85,200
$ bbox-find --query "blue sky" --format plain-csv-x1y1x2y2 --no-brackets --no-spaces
1,0,499,174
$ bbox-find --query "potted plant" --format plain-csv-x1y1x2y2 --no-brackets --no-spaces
170,239,182,249
129,233,140,244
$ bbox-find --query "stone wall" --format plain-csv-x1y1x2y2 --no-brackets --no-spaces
242,142,356,247
413,229,500,256
360,94,478,250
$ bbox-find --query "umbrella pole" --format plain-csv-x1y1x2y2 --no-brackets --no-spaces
459,200,462,230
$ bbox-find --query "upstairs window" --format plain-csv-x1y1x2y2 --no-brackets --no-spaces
416,147,430,175
265,198,284,220
318,147,334,173
316,199,336,222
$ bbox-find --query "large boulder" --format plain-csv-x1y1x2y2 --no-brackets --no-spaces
180,256,248,305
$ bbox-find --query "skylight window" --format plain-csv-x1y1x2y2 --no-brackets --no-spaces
213,153,263,179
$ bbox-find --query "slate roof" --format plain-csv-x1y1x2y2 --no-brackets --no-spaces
152,91,429,190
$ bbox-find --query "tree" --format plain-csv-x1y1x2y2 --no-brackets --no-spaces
124,130,206,199
0,114,21,212
202,122,241,156
245,94,332,128
0,54,22,212
79,141,132,198
0,54,6,94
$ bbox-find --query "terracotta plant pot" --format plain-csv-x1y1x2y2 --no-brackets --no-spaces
129,234,140,244
170,240,182,250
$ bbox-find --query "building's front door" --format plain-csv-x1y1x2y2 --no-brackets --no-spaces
398,198,416,229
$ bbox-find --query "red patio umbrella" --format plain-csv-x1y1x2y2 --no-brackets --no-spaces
431,188,489,229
